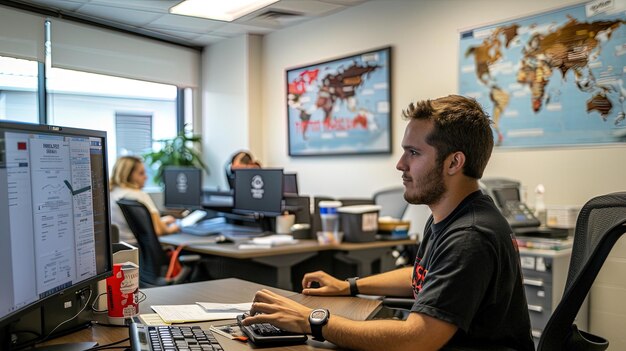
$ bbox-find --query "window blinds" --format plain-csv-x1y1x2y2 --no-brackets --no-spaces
49,19,201,88
0,5,45,62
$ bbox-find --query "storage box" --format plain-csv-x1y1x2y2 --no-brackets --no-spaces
546,206,581,229
338,205,381,242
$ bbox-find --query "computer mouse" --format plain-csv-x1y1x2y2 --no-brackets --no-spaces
215,235,234,244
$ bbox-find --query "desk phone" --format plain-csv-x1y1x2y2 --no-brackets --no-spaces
502,201,541,228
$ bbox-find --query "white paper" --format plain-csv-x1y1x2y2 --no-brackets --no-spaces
251,234,298,246
151,304,242,323
196,302,252,312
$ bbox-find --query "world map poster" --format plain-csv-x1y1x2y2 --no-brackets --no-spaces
459,0,626,148
286,47,391,156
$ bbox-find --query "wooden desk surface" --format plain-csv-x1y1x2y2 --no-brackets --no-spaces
41,278,382,351
160,234,416,259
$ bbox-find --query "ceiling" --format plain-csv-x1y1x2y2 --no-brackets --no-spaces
2,0,369,49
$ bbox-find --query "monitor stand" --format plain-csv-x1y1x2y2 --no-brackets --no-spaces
35,342,98,350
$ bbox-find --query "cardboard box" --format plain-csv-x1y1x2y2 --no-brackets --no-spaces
338,205,381,242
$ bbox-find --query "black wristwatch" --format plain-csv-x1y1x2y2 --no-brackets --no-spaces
309,308,330,341
346,277,359,296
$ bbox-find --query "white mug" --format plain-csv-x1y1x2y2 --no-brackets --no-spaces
276,214,296,234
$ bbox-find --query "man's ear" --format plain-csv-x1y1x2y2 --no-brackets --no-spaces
446,151,466,175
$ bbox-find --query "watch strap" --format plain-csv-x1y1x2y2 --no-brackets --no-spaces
310,321,324,341
347,277,359,296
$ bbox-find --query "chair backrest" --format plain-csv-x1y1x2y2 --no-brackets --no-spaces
373,186,409,218
284,194,312,225
116,199,170,286
538,192,626,351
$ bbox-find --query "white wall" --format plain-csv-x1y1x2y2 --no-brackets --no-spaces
261,0,626,205
200,0,626,347
202,35,250,189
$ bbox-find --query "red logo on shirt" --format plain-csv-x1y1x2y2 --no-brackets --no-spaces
412,257,428,297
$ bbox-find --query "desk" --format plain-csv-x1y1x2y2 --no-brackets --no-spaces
160,234,417,290
41,278,382,350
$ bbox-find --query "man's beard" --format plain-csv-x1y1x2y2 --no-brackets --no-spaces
403,162,446,206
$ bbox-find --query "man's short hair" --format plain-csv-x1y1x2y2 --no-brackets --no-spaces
402,95,493,179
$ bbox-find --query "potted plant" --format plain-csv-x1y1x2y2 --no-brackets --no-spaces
143,128,209,186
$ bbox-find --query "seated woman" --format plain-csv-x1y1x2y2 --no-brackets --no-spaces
110,156,179,244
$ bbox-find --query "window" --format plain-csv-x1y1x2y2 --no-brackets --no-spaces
46,67,179,186
115,112,152,156
0,56,39,123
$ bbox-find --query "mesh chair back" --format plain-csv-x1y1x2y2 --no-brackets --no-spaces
373,187,409,218
538,192,626,351
116,199,169,286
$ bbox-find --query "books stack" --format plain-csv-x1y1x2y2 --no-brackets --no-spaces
515,236,574,251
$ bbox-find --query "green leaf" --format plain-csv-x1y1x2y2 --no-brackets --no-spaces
142,125,208,186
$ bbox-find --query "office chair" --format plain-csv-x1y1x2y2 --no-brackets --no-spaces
116,199,201,287
536,191,626,351
373,186,409,219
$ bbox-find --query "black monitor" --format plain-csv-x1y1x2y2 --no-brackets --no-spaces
233,168,283,217
283,172,298,195
0,121,113,349
163,167,202,208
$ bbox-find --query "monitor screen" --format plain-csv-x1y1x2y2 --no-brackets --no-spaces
283,173,298,195
163,167,202,208
493,187,520,207
233,168,283,216
0,121,112,329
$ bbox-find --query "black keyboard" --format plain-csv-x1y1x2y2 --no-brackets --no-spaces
236,314,307,345
129,323,224,351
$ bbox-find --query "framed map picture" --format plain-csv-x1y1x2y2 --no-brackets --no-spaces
459,1,626,148
286,47,391,156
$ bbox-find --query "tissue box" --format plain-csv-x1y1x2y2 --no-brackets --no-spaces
338,205,381,242
546,206,580,229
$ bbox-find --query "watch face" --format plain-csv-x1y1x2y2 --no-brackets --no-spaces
310,309,327,322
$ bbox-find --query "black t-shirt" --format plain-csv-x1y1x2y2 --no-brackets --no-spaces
411,191,534,351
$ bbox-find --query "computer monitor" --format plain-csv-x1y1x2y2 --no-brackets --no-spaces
283,172,298,195
0,121,113,349
163,167,202,208
233,168,284,217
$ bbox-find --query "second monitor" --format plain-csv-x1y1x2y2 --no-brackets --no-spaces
234,168,283,217
163,167,202,209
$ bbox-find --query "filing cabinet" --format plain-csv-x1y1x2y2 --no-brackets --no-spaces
518,248,588,345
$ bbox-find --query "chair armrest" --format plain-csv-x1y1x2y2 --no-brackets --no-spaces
381,297,414,310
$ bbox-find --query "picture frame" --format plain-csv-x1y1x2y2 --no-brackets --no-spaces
286,47,392,156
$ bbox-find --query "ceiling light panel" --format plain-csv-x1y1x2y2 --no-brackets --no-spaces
170,0,279,22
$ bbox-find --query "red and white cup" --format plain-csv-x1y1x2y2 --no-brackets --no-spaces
106,262,139,323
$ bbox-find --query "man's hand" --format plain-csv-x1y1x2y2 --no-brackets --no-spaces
242,289,312,334
301,270,350,296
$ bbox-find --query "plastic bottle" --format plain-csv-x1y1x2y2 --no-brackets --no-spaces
318,201,342,243
534,184,546,225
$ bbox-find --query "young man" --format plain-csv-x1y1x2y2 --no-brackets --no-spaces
242,95,534,351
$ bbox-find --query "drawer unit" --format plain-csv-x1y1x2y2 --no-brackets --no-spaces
518,248,587,346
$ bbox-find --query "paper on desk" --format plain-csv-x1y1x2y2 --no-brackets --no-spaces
196,302,252,313
137,313,170,326
251,234,298,246
151,304,243,323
